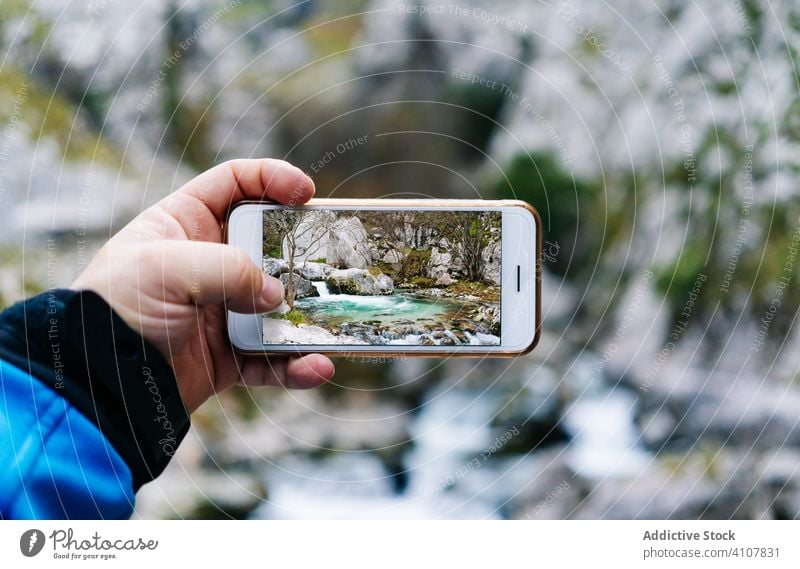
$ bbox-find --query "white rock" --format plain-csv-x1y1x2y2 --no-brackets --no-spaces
296,261,334,280
326,268,394,295
328,216,374,268
470,333,500,346
263,257,288,276
283,213,373,269
428,246,453,279
262,318,366,345
374,273,395,294
482,241,501,285
435,272,453,286
382,249,404,264
279,273,317,298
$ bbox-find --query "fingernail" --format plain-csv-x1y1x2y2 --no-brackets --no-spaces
261,274,284,306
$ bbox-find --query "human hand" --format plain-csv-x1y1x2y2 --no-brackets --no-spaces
72,159,334,413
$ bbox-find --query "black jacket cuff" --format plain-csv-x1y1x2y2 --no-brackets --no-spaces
0,289,190,490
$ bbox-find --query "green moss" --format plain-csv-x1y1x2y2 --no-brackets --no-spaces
373,260,398,278
399,248,431,282
310,257,327,264
367,265,383,277
410,276,435,288
282,309,306,325
448,281,501,302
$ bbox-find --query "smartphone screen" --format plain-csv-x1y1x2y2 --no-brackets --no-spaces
261,208,502,347
227,200,539,356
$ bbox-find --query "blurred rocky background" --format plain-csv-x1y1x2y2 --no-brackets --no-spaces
2,0,800,519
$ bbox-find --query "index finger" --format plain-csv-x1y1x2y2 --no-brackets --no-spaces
177,158,315,220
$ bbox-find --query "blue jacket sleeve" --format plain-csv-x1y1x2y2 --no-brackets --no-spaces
0,360,134,519
0,289,190,520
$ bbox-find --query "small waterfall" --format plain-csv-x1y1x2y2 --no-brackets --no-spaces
312,281,330,296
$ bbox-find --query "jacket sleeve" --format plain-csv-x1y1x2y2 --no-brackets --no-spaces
0,359,134,519
0,289,191,519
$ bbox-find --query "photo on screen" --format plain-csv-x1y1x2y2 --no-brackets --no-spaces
261,209,501,346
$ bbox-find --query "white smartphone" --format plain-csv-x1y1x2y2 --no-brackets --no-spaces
226,199,540,357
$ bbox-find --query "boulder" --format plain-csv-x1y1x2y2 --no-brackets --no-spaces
381,248,403,273
326,268,394,295
428,246,453,279
296,261,334,281
382,249,404,264
279,273,318,299
374,273,394,294
327,216,374,268
430,246,452,266
283,212,373,269
280,211,331,266
327,268,373,294
435,272,453,286
263,257,288,277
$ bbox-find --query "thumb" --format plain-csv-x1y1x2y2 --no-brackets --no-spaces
154,241,283,313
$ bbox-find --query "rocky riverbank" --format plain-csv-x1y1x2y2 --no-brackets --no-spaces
262,318,368,345
264,312,500,346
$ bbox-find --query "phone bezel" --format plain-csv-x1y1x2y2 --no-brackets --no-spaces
226,199,541,357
